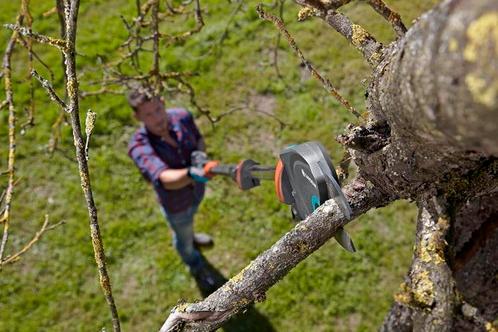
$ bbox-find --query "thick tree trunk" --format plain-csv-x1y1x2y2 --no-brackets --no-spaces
342,0,498,329
161,0,498,330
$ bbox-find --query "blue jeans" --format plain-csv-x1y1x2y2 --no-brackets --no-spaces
162,204,204,273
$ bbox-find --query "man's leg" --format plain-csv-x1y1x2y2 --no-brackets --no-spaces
163,205,217,292
189,199,214,247
163,206,203,273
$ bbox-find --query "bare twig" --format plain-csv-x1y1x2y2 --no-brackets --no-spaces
210,101,288,130
31,69,67,109
151,0,160,94
59,1,121,330
257,5,360,117
271,0,286,82
1,215,65,265
174,76,215,123
295,1,384,67
48,111,66,154
22,0,35,128
367,0,406,38
0,12,22,264
3,24,68,50
161,0,204,44
80,87,125,98
18,35,56,82
160,178,392,331
82,0,212,132
11,0,122,329
0,99,7,111
216,0,245,49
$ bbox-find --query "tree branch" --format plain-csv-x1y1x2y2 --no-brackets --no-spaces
257,4,360,118
31,69,67,109
385,197,457,331
160,177,392,331
1,215,64,265
366,0,406,38
54,1,121,330
295,0,384,67
3,24,68,51
0,11,22,265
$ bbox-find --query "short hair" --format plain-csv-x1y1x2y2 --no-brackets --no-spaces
127,91,149,112
127,86,160,112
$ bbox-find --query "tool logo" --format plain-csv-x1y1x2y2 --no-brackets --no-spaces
301,168,317,189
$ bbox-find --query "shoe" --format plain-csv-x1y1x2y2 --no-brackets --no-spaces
193,233,214,248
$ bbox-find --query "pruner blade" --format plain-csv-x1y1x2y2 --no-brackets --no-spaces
318,161,356,253
334,227,356,253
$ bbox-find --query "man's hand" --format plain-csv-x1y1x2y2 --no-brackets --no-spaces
188,166,210,183
188,161,219,183
189,151,219,183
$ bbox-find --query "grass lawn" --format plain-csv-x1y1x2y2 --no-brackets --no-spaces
0,0,438,331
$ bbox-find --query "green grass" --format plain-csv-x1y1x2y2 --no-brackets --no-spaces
0,1,438,331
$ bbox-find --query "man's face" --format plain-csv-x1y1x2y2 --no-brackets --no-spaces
135,98,169,136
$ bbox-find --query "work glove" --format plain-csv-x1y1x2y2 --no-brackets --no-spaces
188,166,209,183
188,161,219,183
189,151,219,183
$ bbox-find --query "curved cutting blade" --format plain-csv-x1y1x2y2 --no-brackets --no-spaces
334,227,356,253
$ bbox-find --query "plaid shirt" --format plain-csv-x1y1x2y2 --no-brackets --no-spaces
128,108,205,214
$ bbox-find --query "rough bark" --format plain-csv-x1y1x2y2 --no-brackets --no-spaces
161,0,498,330
387,198,457,331
345,0,498,200
452,193,498,326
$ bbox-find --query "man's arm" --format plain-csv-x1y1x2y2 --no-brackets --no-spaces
159,168,193,190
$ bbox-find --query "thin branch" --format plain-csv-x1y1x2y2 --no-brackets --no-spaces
56,1,122,330
174,76,215,124
165,0,183,15
79,87,125,98
22,0,35,128
257,5,360,117
48,110,65,154
0,99,7,111
0,12,22,264
151,0,160,94
216,0,245,49
210,102,288,130
31,69,67,109
3,24,68,51
18,35,56,82
160,0,204,44
160,177,392,331
1,215,65,265
367,0,406,38
271,0,286,84
295,0,384,67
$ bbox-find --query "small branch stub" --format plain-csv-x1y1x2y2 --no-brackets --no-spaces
84,109,96,161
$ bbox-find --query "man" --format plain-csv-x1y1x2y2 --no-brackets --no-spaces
127,90,218,288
